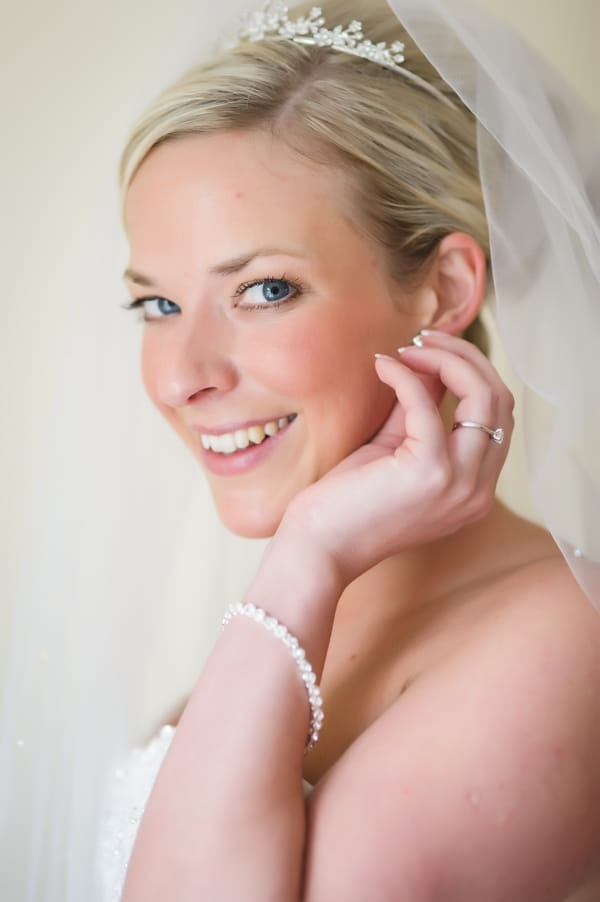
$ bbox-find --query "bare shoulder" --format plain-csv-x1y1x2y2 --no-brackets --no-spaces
304,556,600,901
463,552,600,688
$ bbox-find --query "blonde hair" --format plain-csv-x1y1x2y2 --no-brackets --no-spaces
120,0,489,350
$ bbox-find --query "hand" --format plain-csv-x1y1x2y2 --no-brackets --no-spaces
283,330,514,587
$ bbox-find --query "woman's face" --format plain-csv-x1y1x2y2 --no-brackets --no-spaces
124,130,428,537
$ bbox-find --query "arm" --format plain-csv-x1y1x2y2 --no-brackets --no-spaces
122,530,342,901
304,559,600,901
122,333,514,900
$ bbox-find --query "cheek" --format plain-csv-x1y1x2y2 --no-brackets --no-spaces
239,314,357,400
243,316,396,437
251,299,401,395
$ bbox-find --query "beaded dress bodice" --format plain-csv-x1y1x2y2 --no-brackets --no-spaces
98,725,175,902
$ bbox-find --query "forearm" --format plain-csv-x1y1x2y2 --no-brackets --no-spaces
123,522,342,900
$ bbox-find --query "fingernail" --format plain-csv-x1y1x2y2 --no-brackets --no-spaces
412,333,425,348
396,346,411,354
374,353,396,361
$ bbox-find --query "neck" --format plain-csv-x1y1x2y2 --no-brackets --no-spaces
333,500,548,632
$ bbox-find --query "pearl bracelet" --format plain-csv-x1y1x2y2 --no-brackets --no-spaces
221,603,324,752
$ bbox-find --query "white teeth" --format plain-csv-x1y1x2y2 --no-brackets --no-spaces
247,425,266,445
209,433,236,454
223,434,237,454
201,416,294,455
234,429,250,450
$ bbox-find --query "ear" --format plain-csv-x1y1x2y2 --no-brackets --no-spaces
418,232,487,335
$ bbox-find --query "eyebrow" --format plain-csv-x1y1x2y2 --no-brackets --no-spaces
123,248,307,287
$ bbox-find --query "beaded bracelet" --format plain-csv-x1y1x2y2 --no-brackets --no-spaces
221,602,324,752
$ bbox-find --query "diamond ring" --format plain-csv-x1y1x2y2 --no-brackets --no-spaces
451,421,505,445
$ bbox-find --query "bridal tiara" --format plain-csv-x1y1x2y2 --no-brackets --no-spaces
235,2,407,74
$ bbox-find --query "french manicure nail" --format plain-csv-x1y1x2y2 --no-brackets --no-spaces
374,353,396,361
412,333,425,347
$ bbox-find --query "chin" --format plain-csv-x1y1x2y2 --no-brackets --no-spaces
212,494,286,539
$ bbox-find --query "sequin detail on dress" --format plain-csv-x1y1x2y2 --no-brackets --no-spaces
98,725,175,902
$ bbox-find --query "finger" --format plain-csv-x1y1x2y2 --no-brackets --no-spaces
397,343,513,423
374,355,447,459
400,335,514,515
463,405,514,484
396,346,501,420
448,417,512,526
395,345,513,474
417,333,515,470
452,419,511,475
413,330,509,396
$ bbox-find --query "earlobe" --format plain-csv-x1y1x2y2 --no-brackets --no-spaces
421,233,487,336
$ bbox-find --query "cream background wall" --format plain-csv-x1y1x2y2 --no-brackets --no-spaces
2,0,599,697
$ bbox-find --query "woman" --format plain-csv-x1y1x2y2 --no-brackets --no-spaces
96,0,600,899
2,0,598,900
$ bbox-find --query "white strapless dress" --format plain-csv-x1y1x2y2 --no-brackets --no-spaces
98,726,312,902
98,725,176,902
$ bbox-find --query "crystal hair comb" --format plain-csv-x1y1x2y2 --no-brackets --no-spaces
231,2,454,103
236,2,407,74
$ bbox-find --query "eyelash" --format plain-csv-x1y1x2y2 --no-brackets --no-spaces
121,297,176,322
233,274,306,310
122,274,306,321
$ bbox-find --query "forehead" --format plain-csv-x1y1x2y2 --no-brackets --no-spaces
125,130,356,248
122,130,391,294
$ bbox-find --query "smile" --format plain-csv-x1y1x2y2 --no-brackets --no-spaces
199,414,297,455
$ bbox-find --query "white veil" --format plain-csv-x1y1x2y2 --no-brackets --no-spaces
388,0,600,604
1,3,264,899
1,1,598,899
0,168,255,900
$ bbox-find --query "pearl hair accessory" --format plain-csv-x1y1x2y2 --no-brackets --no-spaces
221,602,324,751
235,1,407,74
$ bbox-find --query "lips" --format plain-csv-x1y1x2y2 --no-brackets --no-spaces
197,414,297,456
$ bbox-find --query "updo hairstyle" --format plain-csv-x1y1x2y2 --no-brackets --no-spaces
120,0,490,351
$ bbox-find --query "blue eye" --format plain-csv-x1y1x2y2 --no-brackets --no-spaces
261,279,293,302
236,277,303,309
124,297,180,321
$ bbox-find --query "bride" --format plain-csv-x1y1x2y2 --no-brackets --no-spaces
97,0,600,899
2,0,599,900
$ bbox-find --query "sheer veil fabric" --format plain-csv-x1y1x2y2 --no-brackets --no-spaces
1,4,264,899
388,0,600,607
1,1,599,899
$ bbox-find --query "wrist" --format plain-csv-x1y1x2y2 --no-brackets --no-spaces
221,602,324,751
243,508,344,673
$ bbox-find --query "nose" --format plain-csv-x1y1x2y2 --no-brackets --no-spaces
145,312,239,408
